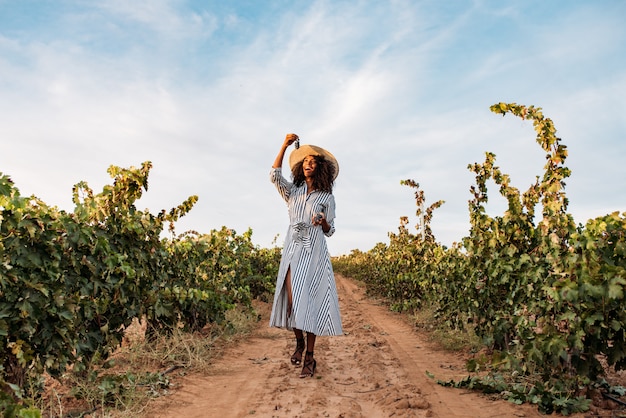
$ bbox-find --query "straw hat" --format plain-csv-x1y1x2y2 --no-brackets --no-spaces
289,144,339,181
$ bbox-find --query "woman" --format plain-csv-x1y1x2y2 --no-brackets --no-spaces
269,133,343,378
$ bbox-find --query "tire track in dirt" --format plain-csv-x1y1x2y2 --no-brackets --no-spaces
148,275,551,418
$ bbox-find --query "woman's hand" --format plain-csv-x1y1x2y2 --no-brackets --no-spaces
311,212,324,226
314,212,330,233
284,133,299,148
273,133,299,169
312,212,330,233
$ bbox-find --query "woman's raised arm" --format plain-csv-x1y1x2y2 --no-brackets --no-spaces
272,133,299,168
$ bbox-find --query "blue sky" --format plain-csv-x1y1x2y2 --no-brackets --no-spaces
1,0,625,255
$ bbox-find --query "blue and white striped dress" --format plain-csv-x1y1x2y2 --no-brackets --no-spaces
269,167,343,336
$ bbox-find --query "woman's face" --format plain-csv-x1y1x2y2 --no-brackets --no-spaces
302,155,317,178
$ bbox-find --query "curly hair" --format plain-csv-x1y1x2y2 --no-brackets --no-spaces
291,155,335,193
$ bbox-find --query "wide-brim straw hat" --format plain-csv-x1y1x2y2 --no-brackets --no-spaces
289,144,339,181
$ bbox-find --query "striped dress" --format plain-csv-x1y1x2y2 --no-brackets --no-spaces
269,167,343,336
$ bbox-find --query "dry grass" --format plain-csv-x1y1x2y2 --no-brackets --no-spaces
32,304,263,418
408,304,482,353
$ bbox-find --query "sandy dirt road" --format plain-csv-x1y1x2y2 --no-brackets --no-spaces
147,275,570,418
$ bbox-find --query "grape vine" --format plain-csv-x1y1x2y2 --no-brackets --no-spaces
0,162,280,415
333,103,626,414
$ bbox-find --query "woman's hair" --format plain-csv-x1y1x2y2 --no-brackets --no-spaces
291,155,335,193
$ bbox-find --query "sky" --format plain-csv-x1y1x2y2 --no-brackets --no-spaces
1,0,625,256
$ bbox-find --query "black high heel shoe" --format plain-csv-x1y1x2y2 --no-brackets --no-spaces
290,338,305,366
299,351,316,378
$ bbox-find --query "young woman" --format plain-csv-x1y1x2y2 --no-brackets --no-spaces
269,133,343,378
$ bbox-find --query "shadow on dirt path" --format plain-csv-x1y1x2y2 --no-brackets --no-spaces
147,274,568,418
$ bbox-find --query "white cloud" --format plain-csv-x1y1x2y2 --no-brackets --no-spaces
0,0,624,256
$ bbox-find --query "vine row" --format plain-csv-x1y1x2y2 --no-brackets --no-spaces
0,162,280,415
333,103,626,414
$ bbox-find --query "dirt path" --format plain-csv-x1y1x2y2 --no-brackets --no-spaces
147,275,569,418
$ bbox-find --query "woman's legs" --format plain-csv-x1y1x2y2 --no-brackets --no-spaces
306,332,316,353
285,267,317,375
286,268,306,364
285,267,293,318
291,329,305,365
300,332,317,378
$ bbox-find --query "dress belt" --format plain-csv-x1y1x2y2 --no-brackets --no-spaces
292,222,313,251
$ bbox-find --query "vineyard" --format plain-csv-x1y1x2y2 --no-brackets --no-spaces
1,102,625,417
333,103,626,414
0,162,281,417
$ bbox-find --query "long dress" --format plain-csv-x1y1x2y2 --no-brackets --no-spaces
268,167,343,336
